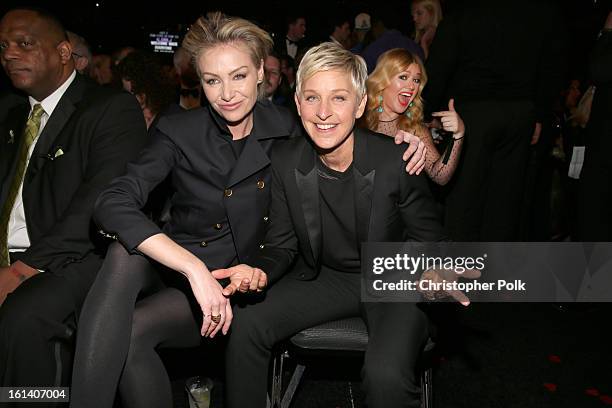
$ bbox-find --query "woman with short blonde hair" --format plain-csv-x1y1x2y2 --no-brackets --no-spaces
182,12,273,99
226,42,447,408
295,41,368,98
71,12,299,408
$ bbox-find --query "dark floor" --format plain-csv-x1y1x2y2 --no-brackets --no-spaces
164,303,612,408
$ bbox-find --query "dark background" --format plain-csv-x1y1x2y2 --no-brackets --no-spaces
0,0,610,91
0,0,608,54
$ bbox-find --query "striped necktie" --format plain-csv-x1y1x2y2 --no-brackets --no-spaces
0,104,45,266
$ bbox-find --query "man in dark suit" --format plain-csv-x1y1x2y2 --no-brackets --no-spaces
0,7,147,394
223,43,446,408
274,14,307,60
577,10,612,241
422,0,566,241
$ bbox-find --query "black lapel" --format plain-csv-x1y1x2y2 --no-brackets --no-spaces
352,128,375,243
226,136,271,187
29,73,86,176
224,102,291,187
295,143,321,264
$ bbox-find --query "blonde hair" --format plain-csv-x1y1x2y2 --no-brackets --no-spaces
364,48,427,133
412,0,443,42
295,42,368,99
182,12,273,99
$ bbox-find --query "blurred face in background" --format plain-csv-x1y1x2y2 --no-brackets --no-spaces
288,18,306,40
264,55,282,98
198,42,263,125
412,3,434,31
565,79,581,109
336,22,352,43
92,54,113,85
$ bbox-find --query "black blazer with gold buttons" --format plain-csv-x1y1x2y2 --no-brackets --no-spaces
254,127,448,284
94,100,300,270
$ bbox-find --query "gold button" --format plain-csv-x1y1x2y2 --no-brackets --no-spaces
200,241,208,247
214,223,222,230
259,244,265,249
257,180,265,189
263,216,269,222
224,188,233,197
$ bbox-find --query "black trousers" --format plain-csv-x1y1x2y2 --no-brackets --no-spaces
577,157,612,241
444,99,535,241
0,252,100,408
226,267,429,408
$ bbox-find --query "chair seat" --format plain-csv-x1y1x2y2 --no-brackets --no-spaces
290,317,368,352
271,317,435,408
290,317,436,354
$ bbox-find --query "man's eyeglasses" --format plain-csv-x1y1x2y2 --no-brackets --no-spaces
72,52,84,60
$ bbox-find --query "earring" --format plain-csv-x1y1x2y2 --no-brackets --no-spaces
376,95,384,113
405,101,414,118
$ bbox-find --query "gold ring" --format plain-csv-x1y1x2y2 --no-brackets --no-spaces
211,314,221,324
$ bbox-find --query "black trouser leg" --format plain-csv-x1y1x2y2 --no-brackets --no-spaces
362,302,429,408
225,269,361,408
0,256,98,408
445,100,534,241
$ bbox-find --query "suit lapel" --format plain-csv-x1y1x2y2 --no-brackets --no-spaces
224,102,290,187
352,128,375,244
353,166,375,245
29,74,86,177
295,145,321,264
226,136,271,187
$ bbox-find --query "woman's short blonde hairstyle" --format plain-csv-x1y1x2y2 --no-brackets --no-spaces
364,48,427,133
295,42,368,99
182,12,273,99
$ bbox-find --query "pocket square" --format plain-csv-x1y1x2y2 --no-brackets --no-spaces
53,147,65,158
8,129,15,144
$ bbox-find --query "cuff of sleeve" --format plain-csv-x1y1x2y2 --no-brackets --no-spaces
252,258,279,284
113,220,162,252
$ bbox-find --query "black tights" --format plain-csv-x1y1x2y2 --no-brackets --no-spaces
70,243,201,408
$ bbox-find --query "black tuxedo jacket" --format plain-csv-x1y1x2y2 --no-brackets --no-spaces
254,127,447,283
0,74,147,272
273,35,307,59
95,101,300,270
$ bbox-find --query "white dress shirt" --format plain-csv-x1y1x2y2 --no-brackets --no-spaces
285,38,298,59
8,70,77,252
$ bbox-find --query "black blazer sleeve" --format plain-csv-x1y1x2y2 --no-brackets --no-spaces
252,153,299,284
94,126,183,251
22,92,147,270
590,31,612,84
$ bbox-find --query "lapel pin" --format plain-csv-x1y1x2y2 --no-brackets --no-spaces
8,129,15,144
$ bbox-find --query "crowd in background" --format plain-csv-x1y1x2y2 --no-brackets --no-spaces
29,1,609,243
